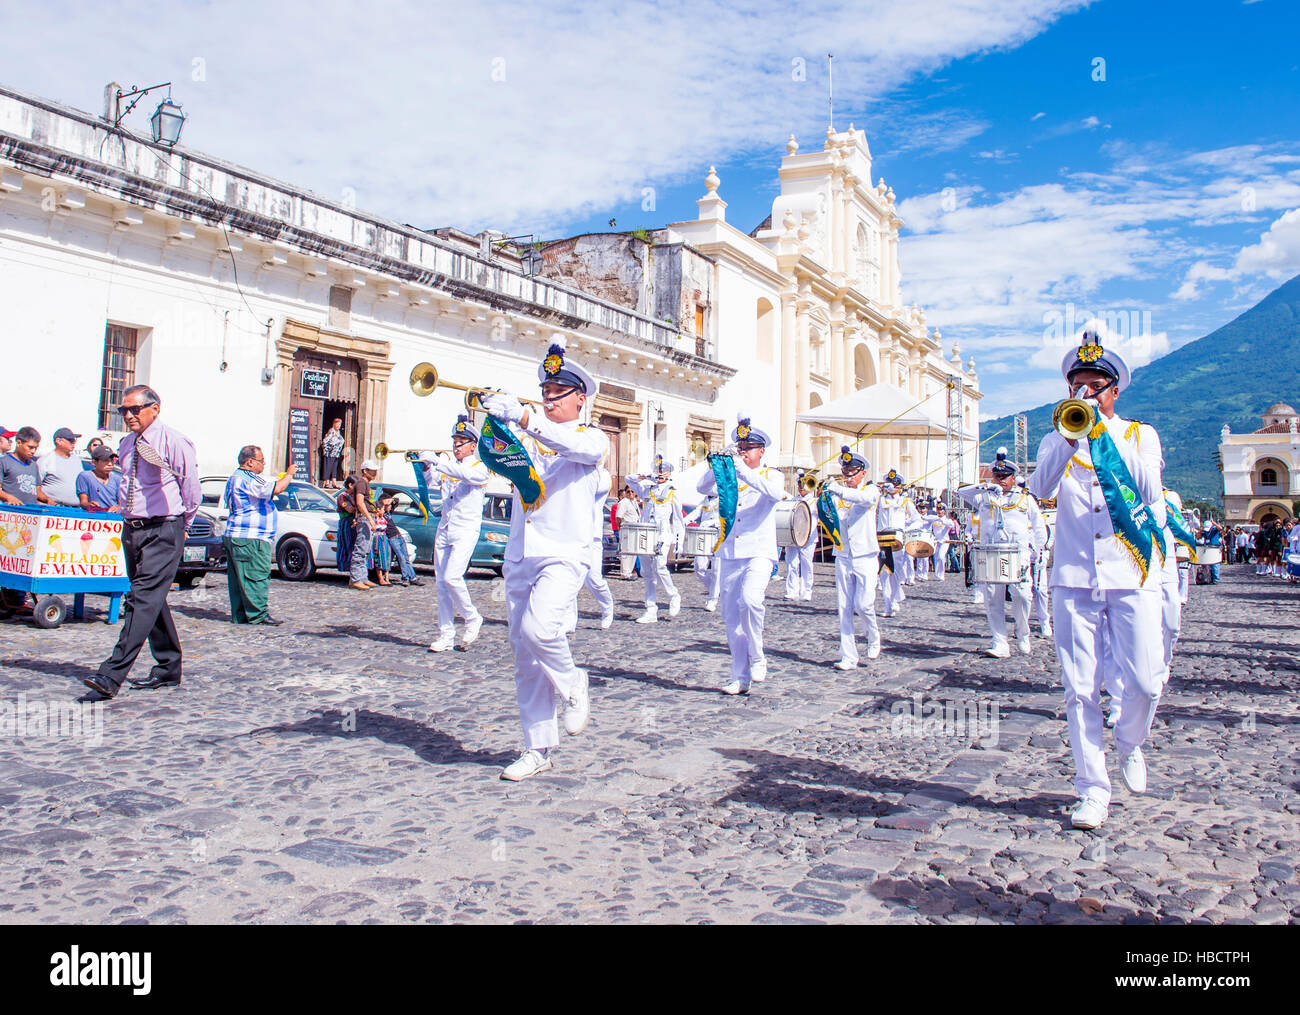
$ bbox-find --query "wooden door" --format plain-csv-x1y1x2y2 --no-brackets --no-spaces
599,414,622,495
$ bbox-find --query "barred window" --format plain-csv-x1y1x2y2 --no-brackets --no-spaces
1261,468,1278,486
98,324,138,430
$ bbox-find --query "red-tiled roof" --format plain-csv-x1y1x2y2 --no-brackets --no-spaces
1252,422,1295,434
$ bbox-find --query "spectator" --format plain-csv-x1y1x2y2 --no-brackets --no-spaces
0,427,48,505
335,475,357,568
83,437,106,469
348,459,380,591
82,386,200,701
223,445,296,625
369,494,394,586
378,492,422,586
0,424,16,456
37,427,85,506
76,446,123,511
321,418,345,489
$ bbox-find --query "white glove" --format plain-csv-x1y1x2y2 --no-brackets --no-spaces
480,392,524,424
722,442,740,457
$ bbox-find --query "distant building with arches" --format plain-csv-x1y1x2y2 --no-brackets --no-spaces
1220,402,1300,524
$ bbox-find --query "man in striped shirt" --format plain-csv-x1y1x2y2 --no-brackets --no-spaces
223,446,296,625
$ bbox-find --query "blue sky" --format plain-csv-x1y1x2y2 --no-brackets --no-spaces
1,0,1297,416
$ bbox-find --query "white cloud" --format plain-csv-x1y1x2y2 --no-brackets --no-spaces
1175,207,1300,299
0,0,1090,232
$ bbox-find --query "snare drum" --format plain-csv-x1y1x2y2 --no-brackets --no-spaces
776,499,813,548
683,526,720,557
1286,553,1300,580
902,528,936,558
1197,545,1222,566
1174,541,1192,563
877,528,902,550
618,522,659,556
970,542,1032,583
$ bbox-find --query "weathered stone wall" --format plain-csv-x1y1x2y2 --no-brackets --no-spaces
539,234,650,312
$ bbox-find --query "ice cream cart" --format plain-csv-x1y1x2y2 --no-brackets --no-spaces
0,504,130,628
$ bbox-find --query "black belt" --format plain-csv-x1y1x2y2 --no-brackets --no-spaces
124,514,182,529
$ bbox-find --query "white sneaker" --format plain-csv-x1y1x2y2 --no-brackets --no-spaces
428,634,454,653
459,615,483,648
867,640,882,660
704,599,717,612
801,592,812,601
501,750,552,781
973,593,985,605
600,609,614,630
721,679,750,695
1104,709,1121,729
1041,621,1053,638
563,670,589,736
1120,746,1147,794
668,594,681,617
986,642,1011,659
833,659,857,671
750,661,767,683
784,592,799,600
1070,797,1108,830
1018,637,1032,655
635,607,658,624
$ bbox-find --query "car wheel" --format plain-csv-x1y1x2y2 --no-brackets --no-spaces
34,595,66,629
277,536,315,581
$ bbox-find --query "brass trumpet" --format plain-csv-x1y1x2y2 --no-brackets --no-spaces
374,443,452,461
800,472,818,494
409,361,542,413
1052,397,1097,441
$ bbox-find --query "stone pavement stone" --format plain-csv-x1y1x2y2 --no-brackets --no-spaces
0,561,1296,924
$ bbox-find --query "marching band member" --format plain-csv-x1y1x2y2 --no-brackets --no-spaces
930,504,953,581
567,465,617,633
876,471,920,617
697,415,786,695
1158,488,1190,685
914,499,936,581
1029,331,1166,830
627,458,684,623
479,344,608,782
1022,476,1053,638
783,481,817,601
825,447,882,670
422,416,490,653
684,494,722,611
959,449,1047,657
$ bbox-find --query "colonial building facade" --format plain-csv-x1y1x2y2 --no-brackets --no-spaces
0,84,977,495
1220,402,1300,524
541,127,982,487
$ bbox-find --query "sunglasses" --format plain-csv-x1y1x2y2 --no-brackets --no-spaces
118,402,158,417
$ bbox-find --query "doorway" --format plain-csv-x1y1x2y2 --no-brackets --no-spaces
289,350,361,484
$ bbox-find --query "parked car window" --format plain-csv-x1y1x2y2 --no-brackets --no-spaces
286,483,337,513
386,491,426,517
485,496,511,522
200,479,225,506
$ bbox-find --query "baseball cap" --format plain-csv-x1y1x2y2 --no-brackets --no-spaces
0,425,15,439
53,427,82,442
360,459,379,472
91,446,116,462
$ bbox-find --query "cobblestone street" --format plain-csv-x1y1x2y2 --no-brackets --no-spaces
2,562,1297,925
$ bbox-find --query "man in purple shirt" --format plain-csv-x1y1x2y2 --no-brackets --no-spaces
82,385,201,702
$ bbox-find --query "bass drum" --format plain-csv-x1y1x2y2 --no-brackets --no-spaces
776,499,813,548
902,527,936,558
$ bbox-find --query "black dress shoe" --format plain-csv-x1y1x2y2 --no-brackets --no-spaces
128,675,182,690
408,577,424,587
258,617,283,627
81,675,119,700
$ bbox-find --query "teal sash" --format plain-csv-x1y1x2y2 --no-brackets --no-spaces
478,417,546,512
817,487,842,552
1087,422,1166,583
1164,495,1198,563
411,458,433,517
708,454,738,553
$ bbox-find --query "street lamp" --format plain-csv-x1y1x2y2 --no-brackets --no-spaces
111,81,186,147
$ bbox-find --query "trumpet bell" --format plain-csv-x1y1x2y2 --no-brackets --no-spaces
410,362,439,397
800,473,818,494
1052,398,1096,441
374,441,391,460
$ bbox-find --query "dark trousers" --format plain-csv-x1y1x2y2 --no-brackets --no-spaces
97,517,186,687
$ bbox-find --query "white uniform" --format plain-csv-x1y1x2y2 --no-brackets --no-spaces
626,475,683,612
685,497,723,604
827,480,882,665
1158,491,1188,684
697,460,786,684
1031,504,1054,633
959,483,1048,651
1029,414,1165,808
503,416,608,751
783,491,817,599
930,513,953,579
421,451,490,642
569,468,615,630
876,491,920,615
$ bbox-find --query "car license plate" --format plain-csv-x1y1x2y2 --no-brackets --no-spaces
183,547,207,563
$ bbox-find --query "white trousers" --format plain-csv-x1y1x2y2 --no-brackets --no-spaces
1032,555,1051,627
835,553,880,665
900,553,914,583
879,554,904,614
639,547,678,607
1177,563,1189,604
986,578,1031,647
720,556,773,679
1160,574,1182,674
916,554,930,578
1053,587,1163,806
583,542,614,615
784,543,814,597
505,556,585,751
434,530,480,638
933,544,947,578
695,555,722,601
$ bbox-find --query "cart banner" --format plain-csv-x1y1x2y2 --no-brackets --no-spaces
0,508,127,583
